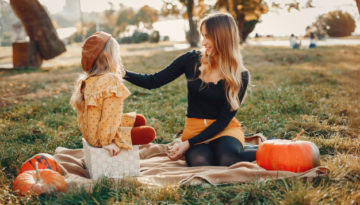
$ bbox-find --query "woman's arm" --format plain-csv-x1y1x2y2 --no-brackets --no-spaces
168,71,249,160
124,52,194,89
188,106,237,146
167,107,236,160
187,71,249,146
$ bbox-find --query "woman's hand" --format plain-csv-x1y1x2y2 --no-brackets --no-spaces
103,143,121,157
168,140,190,161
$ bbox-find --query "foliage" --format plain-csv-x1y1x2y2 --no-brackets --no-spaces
0,45,360,203
132,5,159,29
305,14,328,39
118,36,133,44
216,0,268,22
161,0,208,47
213,0,316,42
215,0,268,42
79,5,159,38
70,32,83,43
161,0,317,44
131,31,150,43
68,5,159,43
271,0,314,12
114,7,136,35
111,5,158,36
160,0,182,17
307,10,356,38
118,31,161,44
323,10,356,37
161,0,207,19
149,30,160,43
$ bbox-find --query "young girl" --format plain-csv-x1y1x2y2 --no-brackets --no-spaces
70,31,155,156
124,13,257,166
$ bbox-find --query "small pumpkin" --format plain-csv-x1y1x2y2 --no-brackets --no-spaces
13,162,66,196
17,153,61,176
256,130,320,173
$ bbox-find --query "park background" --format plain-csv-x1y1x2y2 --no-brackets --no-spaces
0,0,360,204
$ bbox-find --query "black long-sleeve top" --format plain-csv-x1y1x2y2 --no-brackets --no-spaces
124,50,249,146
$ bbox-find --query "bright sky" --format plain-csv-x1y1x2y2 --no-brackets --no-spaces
254,0,360,36
27,0,360,37
38,0,165,13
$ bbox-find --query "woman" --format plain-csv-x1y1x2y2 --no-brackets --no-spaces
124,13,257,166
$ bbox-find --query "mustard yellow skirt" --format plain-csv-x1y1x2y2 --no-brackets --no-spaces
181,117,245,146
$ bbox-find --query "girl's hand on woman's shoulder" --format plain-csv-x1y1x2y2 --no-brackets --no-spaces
168,140,190,161
119,67,126,78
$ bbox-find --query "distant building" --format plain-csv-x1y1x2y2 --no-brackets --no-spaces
61,0,81,20
51,0,81,27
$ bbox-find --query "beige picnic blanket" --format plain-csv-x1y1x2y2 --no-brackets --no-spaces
53,134,329,191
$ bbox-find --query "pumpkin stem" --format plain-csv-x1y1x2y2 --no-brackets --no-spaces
293,129,305,141
35,161,40,183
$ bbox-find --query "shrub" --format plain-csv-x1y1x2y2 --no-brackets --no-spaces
324,10,356,37
307,10,356,38
119,31,149,44
132,31,149,43
118,36,133,44
1,32,12,46
149,30,160,43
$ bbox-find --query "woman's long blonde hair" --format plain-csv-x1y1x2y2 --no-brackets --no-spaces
200,12,248,111
70,37,123,112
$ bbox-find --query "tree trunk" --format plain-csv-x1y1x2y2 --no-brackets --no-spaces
236,14,245,43
12,41,42,68
10,0,66,60
242,20,259,43
356,0,360,14
186,0,199,47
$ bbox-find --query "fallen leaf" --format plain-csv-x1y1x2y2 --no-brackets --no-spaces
37,121,43,127
57,125,63,133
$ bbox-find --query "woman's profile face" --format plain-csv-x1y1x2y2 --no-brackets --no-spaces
201,25,214,55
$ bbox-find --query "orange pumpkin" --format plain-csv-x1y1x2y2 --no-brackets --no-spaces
13,162,66,196
17,153,61,176
256,130,320,173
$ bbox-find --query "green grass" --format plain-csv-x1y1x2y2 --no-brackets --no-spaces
0,45,359,204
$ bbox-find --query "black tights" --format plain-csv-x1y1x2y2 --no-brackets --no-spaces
185,136,257,167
